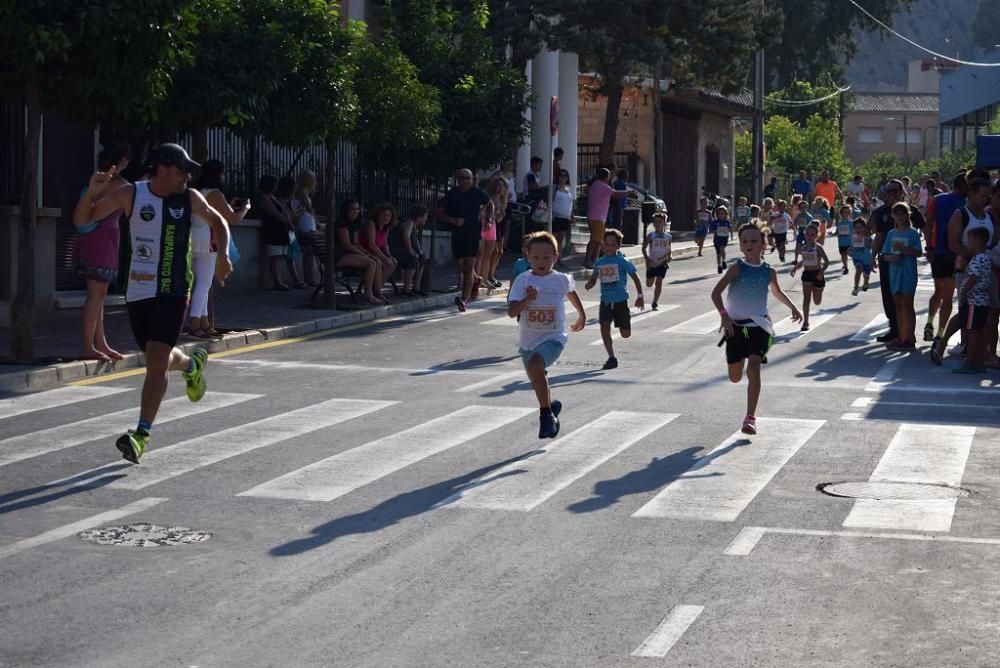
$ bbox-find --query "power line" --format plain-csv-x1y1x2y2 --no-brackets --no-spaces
848,0,1000,67
765,86,852,106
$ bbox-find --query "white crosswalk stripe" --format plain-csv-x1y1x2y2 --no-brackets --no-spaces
662,310,719,335
0,386,131,421
238,406,534,502
772,309,837,339
49,398,396,491
0,392,260,469
632,418,825,522
438,411,679,511
843,423,975,532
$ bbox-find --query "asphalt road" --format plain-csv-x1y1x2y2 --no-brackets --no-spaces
1,246,999,667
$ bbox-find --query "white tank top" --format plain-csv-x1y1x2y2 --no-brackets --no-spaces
963,206,994,248
127,181,193,302
190,187,217,254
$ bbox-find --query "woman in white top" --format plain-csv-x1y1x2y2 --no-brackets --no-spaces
292,170,320,286
551,168,574,262
189,160,250,337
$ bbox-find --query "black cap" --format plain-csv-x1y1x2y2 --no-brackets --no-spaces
146,143,200,173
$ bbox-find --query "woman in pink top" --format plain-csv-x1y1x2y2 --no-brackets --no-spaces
584,167,632,268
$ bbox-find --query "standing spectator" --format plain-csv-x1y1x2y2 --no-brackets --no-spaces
583,167,632,269
292,170,320,286
258,175,294,291
480,176,508,287
360,203,399,294
445,169,493,311
762,176,777,201
791,170,812,200
881,202,923,350
73,141,131,361
276,175,307,288
333,199,383,305
523,156,545,201
924,172,968,344
552,147,564,182
551,168,574,262
188,159,250,338
917,174,931,209
610,168,630,231
845,174,866,207
869,180,905,342
389,204,428,296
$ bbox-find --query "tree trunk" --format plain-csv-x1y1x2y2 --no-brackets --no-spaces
599,81,624,164
11,84,41,362
192,124,209,165
320,137,337,310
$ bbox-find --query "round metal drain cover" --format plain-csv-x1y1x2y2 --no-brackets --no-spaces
817,481,970,500
78,523,212,547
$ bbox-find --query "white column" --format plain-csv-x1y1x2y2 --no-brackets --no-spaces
515,60,533,197
530,49,560,179
558,52,579,190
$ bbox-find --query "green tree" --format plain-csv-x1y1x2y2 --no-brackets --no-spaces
763,114,852,183
970,0,1000,51
766,0,918,88
0,0,197,361
551,0,776,162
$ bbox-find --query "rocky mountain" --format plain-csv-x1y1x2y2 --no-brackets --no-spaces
846,0,983,91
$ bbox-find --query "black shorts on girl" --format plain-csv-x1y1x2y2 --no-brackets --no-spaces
725,322,773,364
800,270,826,289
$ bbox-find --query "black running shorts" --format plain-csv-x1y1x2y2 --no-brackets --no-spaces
599,300,631,329
646,264,668,279
127,297,188,350
800,269,826,289
930,253,956,280
725,324,772,365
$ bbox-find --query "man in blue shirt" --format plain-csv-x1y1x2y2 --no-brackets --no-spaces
585,228,644,370
609,168,630,230
791,170,812,200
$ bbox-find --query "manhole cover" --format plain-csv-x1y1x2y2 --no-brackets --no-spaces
817,481,970,500
78,523,212,547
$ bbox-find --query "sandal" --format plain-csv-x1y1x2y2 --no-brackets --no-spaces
189,328,214,340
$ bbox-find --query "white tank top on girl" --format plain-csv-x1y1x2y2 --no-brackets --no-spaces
190,187,217,254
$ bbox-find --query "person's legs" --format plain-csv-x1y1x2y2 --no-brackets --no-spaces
460,257,476,302
479,240,496,281
586,221,604,265
139,342,190,425
879,258,898,336
813,285,824,306
526,354,551,408
777,238,786,263
801,285,812,326
81,279,110,360
853,264,862,290
653,277,663,305
93,297,122,360
301,244,316,285
413,261,425,293
189,252,214,330
696,235,705,255
600,321,615,358
728,360,745,383
745,356,762,417
901,293,915,343
268,255,288,289
966,327,985,368
937,277,955,338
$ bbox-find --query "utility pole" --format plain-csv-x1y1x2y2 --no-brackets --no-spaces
752,49,765,203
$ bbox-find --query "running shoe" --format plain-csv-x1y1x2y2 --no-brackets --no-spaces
888,340,916,351
651,302,658,311
183,348,208,402
851,287,859,296
455,296,466,312
741,415,757,435
717,263,723,274
842,266,849,275
538,410,560,439
930,343,943,366
800,323,810,332
602,356,619,370
116,430,149,464
875,332,898,343
551,399,562,419
923,323,935,342
862,284,869,291
721,260,727,269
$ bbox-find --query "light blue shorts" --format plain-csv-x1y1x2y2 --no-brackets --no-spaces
519,340,564,369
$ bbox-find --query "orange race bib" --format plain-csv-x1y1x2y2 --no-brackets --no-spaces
525,306,557,331
598,264,620,283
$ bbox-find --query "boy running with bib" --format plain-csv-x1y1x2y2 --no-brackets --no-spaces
712,225,801,435
790,225,830,331
586,229,644,369
849,219,874,296
770,200,792,262
694,197,711,256
735,197,752,226
709,205,733,273
508,232,586,439
642,212,672,310
834,205,854,274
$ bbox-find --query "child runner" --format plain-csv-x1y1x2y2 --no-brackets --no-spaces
849,219,874,296
770,200,792,261
694,197,711,257
735,197,752,226
881,202,922,351
510,234,532,288
709,205,733,273
508,231,586,438
834,205,854,274
586,229,644,369
942,226,992,372
711,225,802,435
789,225,830,331
792,200,814,266
811,196,832,245
642,212,672,310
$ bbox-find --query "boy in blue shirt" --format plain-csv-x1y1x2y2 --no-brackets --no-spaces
509,234,532,289
709,205,733,274
834,205,854,275
585,229,644,369
849,219,873,296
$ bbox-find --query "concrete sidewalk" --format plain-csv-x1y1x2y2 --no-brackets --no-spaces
0,240,701,393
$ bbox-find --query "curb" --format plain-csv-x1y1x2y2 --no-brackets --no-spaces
0,244,702,394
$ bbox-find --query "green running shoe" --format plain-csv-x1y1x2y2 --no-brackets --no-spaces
183,348,208,402
116,430,149,464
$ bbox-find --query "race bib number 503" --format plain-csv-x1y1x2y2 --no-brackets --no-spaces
525,306,557,331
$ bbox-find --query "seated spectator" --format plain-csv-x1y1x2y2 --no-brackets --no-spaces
276,175,307,288
360,202,399,294
389,204,428,296
292,170,320,286
258,175,295,291
189,159,250,337
334,199,384,305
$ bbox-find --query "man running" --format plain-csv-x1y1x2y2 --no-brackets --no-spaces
73,143,232,463
814,170,843,211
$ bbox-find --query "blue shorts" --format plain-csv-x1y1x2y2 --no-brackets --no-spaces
852,260,872,275
713,237,730,248
695,229,708,239
519,340,564,369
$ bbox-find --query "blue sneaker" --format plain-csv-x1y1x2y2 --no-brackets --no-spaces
539,401,561,439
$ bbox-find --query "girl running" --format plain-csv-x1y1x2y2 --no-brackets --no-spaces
789,225,830,331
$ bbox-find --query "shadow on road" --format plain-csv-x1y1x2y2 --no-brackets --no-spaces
0,463,130,514
411,356,519,376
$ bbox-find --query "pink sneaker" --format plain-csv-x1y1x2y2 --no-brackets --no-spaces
741,415,757,435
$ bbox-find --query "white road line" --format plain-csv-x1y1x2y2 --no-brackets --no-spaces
851,396,1000,410
722,525,1000,557
843,423,976,533
454,370,526,393
56,399,396,491
865,355,906,392
0,392,259,469
214,359,495,377
0,386,131,421
439,411,679,511
0,497,166,561
632,418,825,522
662,310,719,335
630,605,705,658
238,406,534,502
587,305,680,345
850,314,889,342
772,310,836,339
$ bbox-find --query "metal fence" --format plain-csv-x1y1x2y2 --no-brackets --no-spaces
0,104,25,205
577,143,639,182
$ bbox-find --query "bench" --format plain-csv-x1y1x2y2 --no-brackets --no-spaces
307,233,398,306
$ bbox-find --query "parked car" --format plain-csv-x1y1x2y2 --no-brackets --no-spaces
574,181,668,222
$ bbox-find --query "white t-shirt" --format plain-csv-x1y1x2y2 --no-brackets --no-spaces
552,188,574,219
646,231,672,261
771,212,791,234
509,270,575,351
846,181,865,198
962,207,994,247
190,187,217,254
